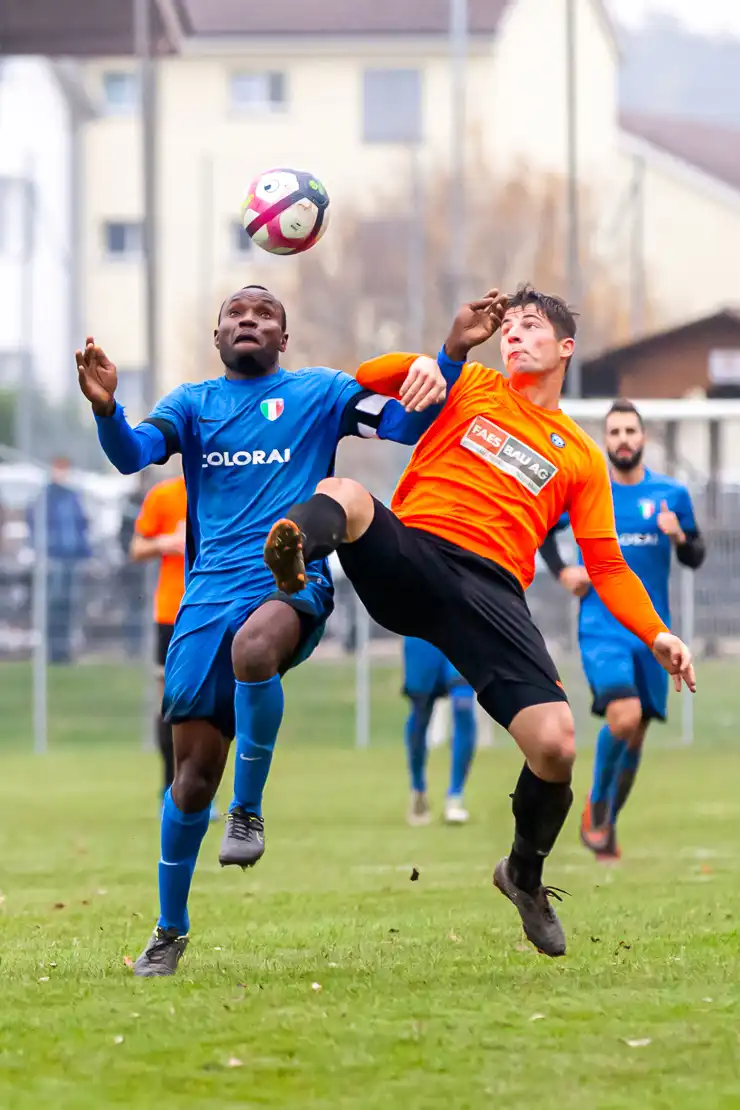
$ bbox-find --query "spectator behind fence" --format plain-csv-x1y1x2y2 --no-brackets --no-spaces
28,456,92,664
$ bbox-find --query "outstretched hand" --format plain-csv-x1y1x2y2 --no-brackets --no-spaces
76,337,118,417
652,631,696,693
444,288,509,362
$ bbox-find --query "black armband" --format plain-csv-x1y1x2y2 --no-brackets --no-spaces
675,529,705,570
539,528,568,579
338,389,394,439
141,417,180,463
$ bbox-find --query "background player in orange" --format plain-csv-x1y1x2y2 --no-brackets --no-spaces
264,284,695,960
131,475,215,819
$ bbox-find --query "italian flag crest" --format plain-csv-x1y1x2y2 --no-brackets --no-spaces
260,398,284,422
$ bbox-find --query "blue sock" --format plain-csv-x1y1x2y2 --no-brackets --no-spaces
158,788,210,935
404,696,434,793
448,689,476,797
609,744,642,823
590,724,625,823
231,676,284,817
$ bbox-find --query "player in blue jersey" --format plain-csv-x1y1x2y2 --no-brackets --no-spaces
75,283,488,976
540,399,705,860
403,638,477,825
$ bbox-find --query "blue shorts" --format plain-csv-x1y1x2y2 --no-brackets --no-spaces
403,637,473,700
580,635,668,722
162,581,332,739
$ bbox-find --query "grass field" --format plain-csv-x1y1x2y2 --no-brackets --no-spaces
1,659,740,1108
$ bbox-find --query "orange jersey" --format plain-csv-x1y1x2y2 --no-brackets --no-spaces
135,476,187,626
357,354,668,648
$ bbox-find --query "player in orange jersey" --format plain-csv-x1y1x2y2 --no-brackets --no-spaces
264,284,695,959
132,475,217,817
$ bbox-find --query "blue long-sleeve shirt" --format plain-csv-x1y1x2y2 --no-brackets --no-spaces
95,367,445,604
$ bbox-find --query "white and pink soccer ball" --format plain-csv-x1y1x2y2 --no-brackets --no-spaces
240,168,330,255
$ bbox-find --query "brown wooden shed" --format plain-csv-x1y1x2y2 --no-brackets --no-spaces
582,310,740,399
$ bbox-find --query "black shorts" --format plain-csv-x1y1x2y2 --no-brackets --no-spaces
338,499,567,729
156,622,175,668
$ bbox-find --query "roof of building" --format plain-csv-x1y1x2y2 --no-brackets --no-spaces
177,0,509,37
622,112,740,194
583,309,740,373
0,0,183,56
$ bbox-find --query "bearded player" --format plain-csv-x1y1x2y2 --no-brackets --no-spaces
539,399,704,861
264,284,695,959
76,283,496,976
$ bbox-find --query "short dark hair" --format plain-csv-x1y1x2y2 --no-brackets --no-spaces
506,283,578,340
217,285,287,329
606,398,644,429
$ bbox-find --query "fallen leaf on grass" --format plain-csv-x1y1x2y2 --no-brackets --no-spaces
113,1035,124,1045
123,956,135,969
448,931,460,942
97,889,108,896
38,977,49,983
213,946,223,951
311,982,322,992
53,902,66,910
700,864,714,875
702,997,714,1003
590,936,601,943
49,962,57,969
624,1038,651,1048
529,1013,546,1022
327,962,339,968
227,1058,243,1068
80,900,90,907
388,928,399,935
410,868,420,882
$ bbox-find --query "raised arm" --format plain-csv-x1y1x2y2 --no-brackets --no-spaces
657,487,706,570
76,337,185,474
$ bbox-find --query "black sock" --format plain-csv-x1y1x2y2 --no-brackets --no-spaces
157,716,175,793
508,763,573,893
286,493,348,563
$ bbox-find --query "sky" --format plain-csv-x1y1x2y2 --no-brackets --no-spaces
608,0,740,38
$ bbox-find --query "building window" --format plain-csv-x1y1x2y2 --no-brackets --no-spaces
231,220,253,257
363,69,422,144
709,349,740,386
102,71,140,114
230,72,286,112
104,221,143,259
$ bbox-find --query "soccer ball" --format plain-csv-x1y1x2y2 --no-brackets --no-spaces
240,168,330,255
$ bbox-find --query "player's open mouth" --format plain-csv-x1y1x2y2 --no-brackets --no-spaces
234,335,261,346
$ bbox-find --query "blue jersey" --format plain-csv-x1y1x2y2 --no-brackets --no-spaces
577,468,697,644
97,366,441,607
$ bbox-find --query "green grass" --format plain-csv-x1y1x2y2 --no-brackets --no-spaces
1,659,740,1108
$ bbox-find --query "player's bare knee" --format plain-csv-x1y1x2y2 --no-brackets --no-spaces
172,760,218,813
534,719,576,777
315,477,374,542
232,627,281,684
606,698,642,742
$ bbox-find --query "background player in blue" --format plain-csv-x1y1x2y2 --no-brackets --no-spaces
75,283,459,977
403,638,477,825
540,399,705,860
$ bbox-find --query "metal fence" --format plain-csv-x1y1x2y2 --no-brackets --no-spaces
2,449,739,755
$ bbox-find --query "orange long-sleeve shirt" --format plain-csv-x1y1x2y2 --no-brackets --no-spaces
357,353,668,649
